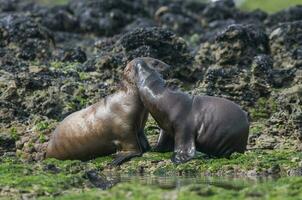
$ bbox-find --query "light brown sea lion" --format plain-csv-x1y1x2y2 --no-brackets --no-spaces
46,80,150,166
124,57,250,164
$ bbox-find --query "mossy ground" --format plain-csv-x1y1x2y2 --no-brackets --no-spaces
1,101,301,199
40,177,302,200
1,148,302,199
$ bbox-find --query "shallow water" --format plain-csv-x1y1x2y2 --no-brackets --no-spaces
111,175,251,189
96,171,278,191
75,172,302,200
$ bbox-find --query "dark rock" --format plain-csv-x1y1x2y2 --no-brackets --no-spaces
93,27,192,80
267,164,281,174
0,0,19,12
250,55,273,97
183,1,207,14
195,24,269,68
43,164,60,174
194,23,271,106
270,68,296,88
196,54,273,107
68,0,148,36
268,86,302,139
288,167,302,176
154,3,201,35
201,0,237,23
54,47,87,63
85,170,119,190
0,133,16,156
266,5,302,27
0,0,301,158
123,18,157,32
0,14,53,60
119,27,192,74
269,21,302,70
16,3,79,32
40,6,79,32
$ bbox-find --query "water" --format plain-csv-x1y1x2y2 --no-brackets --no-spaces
112,175,252,190
87,170,278,191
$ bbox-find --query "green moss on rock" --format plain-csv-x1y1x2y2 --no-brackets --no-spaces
249,97,278,121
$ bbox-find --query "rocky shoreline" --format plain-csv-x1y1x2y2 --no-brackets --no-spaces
0,0,301,199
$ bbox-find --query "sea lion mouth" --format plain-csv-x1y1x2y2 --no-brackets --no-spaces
126,57,170,74
146,58,170,73
135,57,171,74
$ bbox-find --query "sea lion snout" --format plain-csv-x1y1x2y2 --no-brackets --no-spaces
124,57,171,82
143,57,170,73
125,57,170,72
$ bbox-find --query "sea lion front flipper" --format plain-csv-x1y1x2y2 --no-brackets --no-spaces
153,129,174,152
171,126,196,164
110,151,142,166
138,129,150,153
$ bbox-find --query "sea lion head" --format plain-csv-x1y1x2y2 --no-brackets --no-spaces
123,57,170,85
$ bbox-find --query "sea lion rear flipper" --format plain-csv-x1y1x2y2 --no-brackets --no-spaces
172,126,196,164
153,129,174,152
110,151,142,166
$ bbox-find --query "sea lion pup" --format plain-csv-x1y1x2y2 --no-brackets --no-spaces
46,78,150,166
124,57,250,164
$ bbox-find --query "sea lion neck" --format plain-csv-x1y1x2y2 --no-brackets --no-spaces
138,72,166,99
120,79,139,94
137,71,171,130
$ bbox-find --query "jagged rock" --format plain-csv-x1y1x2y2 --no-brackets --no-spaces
154,3,201,35
93,27,192,80
119,27,191,66
269,21,302,70
0,133,15,156
0,0,301,158
0,0,19,12
0,14,53,60
269,21,302,87
266,5,302,27
196,54,273,107
250,55,273,97
201,0,237,24
68,0,148,36
195,24,269,68
53,47,87,63
268,86,302,139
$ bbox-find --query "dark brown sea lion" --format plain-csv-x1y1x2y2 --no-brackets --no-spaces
46,80,150,166
124,57,250,164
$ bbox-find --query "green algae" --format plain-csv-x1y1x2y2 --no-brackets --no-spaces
1,149,301,199
36,176,302,200
249,97,278,121
35,0,69,6
0,158,84,196
144,116,160,136
239,0,302,13
9,127,19,141
50,61,80,73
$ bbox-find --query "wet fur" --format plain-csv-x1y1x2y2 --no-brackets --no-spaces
124,57,249,164
46,80,149,165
